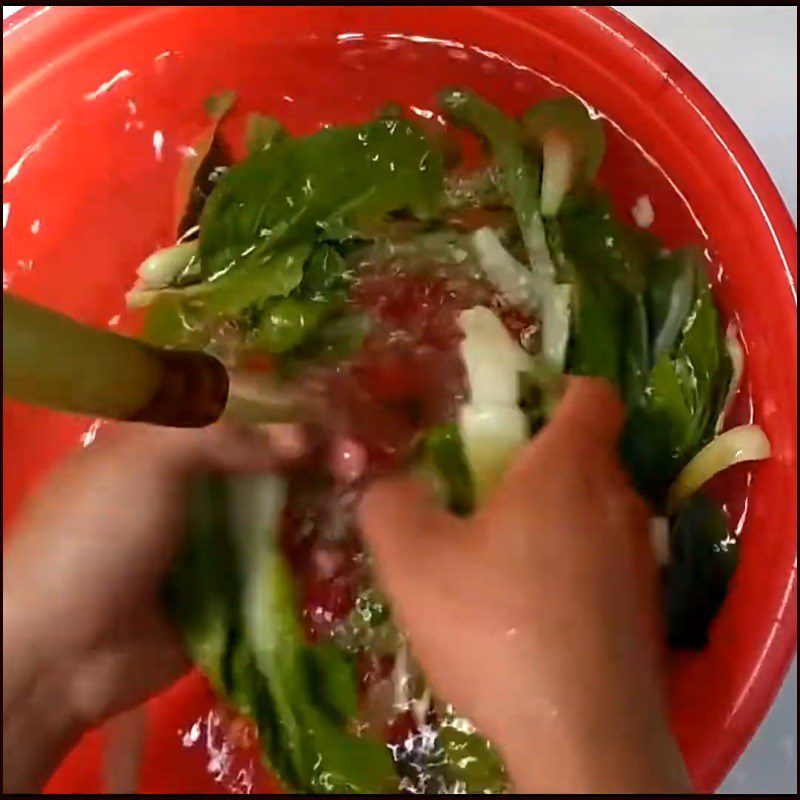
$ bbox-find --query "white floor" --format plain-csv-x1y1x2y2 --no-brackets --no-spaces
3,4,797,795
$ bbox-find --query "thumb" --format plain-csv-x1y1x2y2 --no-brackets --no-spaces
546,376,626,448
487,376,626,513
359,476,464,586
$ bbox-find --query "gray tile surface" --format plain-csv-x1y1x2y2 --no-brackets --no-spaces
3,4,797,795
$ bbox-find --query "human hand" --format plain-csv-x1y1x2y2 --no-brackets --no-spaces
360,378,690,793
2,422,280,792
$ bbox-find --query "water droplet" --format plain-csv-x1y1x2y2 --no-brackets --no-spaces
81,419,103,447
83,69,133,101
152,130,164,161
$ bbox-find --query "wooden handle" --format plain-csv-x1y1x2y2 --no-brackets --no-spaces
2,293,229,427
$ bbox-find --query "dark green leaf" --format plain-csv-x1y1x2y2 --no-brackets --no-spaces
558,191,654,294
169,474,397,794
435,726,508,793
621,354,695,502
297,702,397,794
665,494,737,650
559,192,729,506
165,476,239,692
519,356,567,431
568,275,625,387
304,645,359,725
677,278,732,442
141,295,210,349
621,281,731,505
560,191,657,400
251,297,334,354
199,118,444,280
426,424,474,516
300,245,351,299
622,293,651,406
188,243,311,318
440,88,546,267
245,114,287,154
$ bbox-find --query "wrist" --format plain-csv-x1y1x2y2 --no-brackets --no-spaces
3,592,85,792
492,682,689,794
465,637,689,794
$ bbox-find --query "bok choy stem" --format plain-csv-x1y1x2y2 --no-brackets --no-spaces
667,424,771,512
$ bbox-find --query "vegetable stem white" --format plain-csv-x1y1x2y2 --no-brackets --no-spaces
715,323,745,434
668,424,770,512
471,229,570,369
540,132,574,218
653,264,694,359
457,307,531,504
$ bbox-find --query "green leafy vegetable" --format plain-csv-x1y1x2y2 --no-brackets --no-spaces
199,118,444,281
154,89,753,791
665,493,738,650
559,191,655,294
168,474,397,794
251,297,334,354
140,295,210,350
301,245,352,299
245,114,287,154
195,243,312,316
522,96,605,216
557,191,734,509
622,279,732,505
244,245,354,357
435,725,508,793
166,476,239,691
440,88,552,278
426,424,474,516
519,356,567,432
176,90,236,237
568,272,627,388
141,244,312,342
646,247,699,360
442,90,575,369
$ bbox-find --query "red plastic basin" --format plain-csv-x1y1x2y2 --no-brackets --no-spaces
3,6,796,794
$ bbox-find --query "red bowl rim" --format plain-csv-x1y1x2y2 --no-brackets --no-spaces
3,4,796,792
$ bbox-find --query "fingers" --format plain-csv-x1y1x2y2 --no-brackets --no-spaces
484,377,626,518
359,477,464,579
68,611,190,727
507,377,625,479
88,421,290,478
547,376,626,447
261,423,308,462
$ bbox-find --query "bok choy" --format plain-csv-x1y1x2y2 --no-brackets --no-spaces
138,85,771,793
